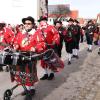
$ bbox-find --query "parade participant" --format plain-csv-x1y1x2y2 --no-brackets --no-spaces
97,25,100,54
38,16,60,80
72,19,82,59
54,20,66,57
63,18,75,65
16,24,24,33
13,16,46,96
0,22,14,71
84,20,95,52
98,34,100,54
93,24,99,45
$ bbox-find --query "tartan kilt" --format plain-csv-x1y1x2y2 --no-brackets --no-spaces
10,61,38,86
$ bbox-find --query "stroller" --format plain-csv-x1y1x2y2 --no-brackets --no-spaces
0,49,64,100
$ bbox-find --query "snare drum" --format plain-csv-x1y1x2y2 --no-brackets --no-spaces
0,51,29,66
12,52,31,66
0,51,13,65
0,51,38,66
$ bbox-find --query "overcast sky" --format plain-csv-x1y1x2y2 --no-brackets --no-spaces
49,0,100,19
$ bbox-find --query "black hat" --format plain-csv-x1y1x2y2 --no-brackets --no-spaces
74,19,79,23
67,18,74,22
22,16,35,24
88,20,93,24
0,21,6,27
54,20,62,25
38,16,48,22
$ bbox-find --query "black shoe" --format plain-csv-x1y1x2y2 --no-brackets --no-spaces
98,51,100,55
21,90,27,96
40,74,48,80
48,73,54,80
68,61,71,65
75,55,79,59
21,89,35,96
89,50,92,52
72,55,76,58
5,66,9,72
0,67,3,72
72,55,79,59
87,49,92,52
29,89,35,96
87,48,89,51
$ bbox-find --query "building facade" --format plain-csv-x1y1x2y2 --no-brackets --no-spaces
48,4,79,25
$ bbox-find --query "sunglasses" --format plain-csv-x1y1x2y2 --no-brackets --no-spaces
24,23,32,25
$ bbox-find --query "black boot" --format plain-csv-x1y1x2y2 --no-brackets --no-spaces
98,48,100,55
68,61,71,65
48,73,54,80
72,55,76,58
29,89,35,96
21,89,35,96
5,66,9,72
0,67,3,72
87,48,92,52
21,90,27,96
75,55,79,59
72,55,79,59
89,50,92,52
40,74,48,80
98,51,100,55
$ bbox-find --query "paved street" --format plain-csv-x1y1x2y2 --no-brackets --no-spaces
0,42,100,100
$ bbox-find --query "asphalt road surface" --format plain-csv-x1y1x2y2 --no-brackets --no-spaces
0,42,100,100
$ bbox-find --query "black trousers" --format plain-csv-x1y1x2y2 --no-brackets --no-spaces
0,66,3,71
54,37,64,57
65,41,74,54
86,35,93,45
73,36,80,49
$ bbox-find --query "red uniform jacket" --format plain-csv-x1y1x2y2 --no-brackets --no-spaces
12,29,46,86
13,29,46,52
39,24,60,48
0,27,14,50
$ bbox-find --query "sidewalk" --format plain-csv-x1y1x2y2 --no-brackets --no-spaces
0,42,100,100
86,48,100,100
95,88,100,100
93,55,100,100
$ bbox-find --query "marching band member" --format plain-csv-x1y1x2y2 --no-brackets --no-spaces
13,16,46,96
0,22,14,71
63,18,75,65
54,20,66,57
84,20,95,52
72,19,82,59
38,16,61,80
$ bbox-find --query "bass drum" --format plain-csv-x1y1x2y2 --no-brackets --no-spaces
43,49,64,72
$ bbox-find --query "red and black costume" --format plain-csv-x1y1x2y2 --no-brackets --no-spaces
12,28,46,86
